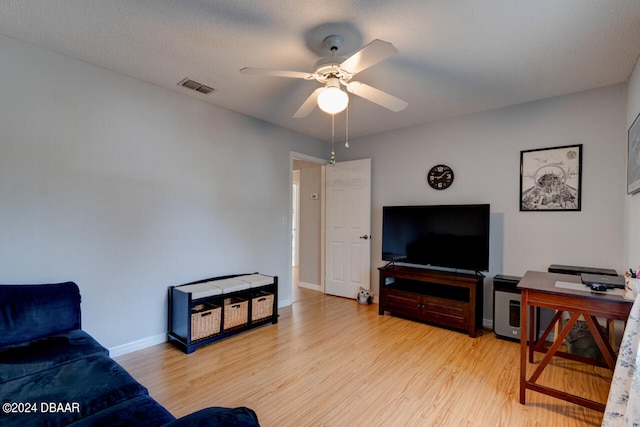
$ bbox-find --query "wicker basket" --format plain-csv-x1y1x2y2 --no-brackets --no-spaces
223,297,248,330
191,303,221,341
251,291,274,321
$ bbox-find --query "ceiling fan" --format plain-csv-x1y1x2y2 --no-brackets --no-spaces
240,35,408,117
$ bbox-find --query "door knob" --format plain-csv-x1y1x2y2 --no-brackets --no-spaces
359,235,370,240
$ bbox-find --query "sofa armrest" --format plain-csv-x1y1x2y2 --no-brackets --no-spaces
162,407,260,427
0,282,81,346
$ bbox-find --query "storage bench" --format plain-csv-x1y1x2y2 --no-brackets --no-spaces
168,273,278,353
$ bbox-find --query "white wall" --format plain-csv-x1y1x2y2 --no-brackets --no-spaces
2,29,635,347
340,85,627,324
0,34,328,352
626,56,640,270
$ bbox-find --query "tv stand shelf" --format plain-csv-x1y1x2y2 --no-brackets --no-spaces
378,265,483,337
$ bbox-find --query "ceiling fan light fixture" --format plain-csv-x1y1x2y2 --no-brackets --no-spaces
317,78,349,114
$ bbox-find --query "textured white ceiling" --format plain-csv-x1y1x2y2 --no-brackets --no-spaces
1,0,639,141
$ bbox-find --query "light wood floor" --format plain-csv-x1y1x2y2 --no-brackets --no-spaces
116,288,610,426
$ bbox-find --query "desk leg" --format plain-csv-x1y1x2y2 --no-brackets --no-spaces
584,315,617,370
607,319,616,352
520,289,528,405
529,312,580,384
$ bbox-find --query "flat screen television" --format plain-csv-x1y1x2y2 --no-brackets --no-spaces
382,204,490,272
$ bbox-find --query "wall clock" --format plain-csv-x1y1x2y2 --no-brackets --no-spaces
427,164,454,190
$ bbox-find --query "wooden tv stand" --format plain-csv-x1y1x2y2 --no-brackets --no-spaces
378,265,484,337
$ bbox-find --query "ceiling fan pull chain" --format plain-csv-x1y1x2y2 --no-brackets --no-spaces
330,114,336,165
345,106,349,148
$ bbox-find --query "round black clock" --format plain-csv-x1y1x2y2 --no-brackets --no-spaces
427,164,454,190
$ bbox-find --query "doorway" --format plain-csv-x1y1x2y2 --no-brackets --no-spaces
289,153,372,303
291,153,325,303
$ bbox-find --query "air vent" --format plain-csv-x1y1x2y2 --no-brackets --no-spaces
177,78,214,95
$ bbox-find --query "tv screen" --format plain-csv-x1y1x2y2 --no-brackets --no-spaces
382,204,490,272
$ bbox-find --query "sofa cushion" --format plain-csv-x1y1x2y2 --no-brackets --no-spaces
0,282,81,346
0,354,148,427
67,395,176,427
0,329,109,383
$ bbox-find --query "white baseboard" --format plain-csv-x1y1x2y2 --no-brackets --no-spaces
298,281,320,291
483,318,493,330
279,298,292,308
109,333,167,358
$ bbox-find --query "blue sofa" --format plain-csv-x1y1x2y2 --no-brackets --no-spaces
0,282,260,426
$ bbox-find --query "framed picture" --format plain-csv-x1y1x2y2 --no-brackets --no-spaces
628,112,640,194
520,144,582,211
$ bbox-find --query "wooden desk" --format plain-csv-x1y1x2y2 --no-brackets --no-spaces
518,270,632,411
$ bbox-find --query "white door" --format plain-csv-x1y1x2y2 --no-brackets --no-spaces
325,159,372,299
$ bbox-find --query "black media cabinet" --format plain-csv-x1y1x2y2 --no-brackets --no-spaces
168,273,278,353
378,265,483,337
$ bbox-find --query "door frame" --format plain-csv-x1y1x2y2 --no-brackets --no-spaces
290,151,326,295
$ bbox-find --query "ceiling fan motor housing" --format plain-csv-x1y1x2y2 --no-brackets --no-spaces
313,57,352,83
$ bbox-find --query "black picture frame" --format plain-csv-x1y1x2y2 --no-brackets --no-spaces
520,144,582,211
628,112,640,195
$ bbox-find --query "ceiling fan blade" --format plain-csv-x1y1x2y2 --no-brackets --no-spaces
339,39,398,75
346,81,408,112
293,87,323,118
240,67,314,80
